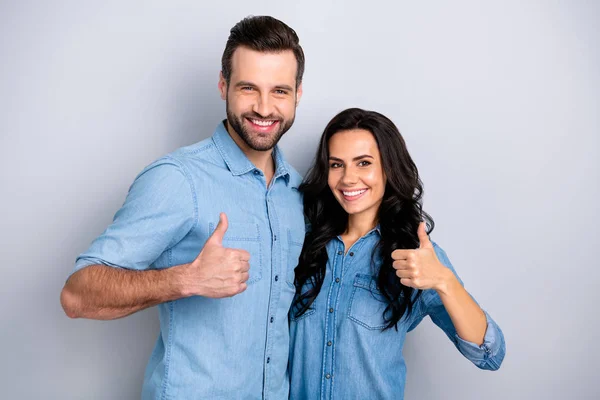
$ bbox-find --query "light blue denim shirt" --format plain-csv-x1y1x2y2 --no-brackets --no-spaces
73,122,306,400
289,228,505,400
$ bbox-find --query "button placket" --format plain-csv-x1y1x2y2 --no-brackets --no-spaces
322,242,344,394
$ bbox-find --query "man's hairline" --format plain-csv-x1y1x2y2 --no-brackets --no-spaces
223,46,303,88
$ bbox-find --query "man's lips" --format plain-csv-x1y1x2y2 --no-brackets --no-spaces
246,117,280,132
340,188,368,201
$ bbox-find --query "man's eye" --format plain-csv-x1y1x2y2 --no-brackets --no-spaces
241,86,254,91
358,161,372,167
275,89,288,95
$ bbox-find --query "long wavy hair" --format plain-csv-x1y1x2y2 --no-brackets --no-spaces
292,108,434,331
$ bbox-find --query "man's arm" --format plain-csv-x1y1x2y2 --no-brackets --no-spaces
61,212,250,320
60,264,185,320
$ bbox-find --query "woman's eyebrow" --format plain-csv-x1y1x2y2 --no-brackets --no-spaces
328,155,374,161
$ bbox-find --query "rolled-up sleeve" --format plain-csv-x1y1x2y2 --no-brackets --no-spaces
72,156,197,275
453,310,506,370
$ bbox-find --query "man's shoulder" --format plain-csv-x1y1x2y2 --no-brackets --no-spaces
167,136,217,164
134,136,218,182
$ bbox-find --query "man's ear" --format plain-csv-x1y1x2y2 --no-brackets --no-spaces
218,72,227,100
295,82,303,106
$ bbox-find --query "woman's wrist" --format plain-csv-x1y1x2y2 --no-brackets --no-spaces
434,267,460,296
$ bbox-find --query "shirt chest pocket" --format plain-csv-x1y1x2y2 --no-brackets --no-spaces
285,229,304,288
208,221,263,285
348,273,391,330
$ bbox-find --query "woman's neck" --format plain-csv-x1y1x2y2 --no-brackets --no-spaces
340,212,378,252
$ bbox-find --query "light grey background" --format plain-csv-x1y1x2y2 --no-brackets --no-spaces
1,1,598,399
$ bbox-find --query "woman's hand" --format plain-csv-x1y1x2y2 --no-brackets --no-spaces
391,222,455,294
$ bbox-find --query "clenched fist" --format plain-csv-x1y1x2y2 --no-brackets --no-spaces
180,213,251,298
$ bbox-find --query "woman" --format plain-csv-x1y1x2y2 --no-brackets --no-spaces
289,108,505,399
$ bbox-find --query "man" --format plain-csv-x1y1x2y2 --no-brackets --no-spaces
60,16,306,399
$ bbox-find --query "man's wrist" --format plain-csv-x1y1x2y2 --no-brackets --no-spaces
167,263,193,299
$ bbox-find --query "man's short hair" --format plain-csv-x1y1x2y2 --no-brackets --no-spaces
221,16,305,88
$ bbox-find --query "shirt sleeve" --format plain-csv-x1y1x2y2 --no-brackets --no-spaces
408,242,506,371
71,156,197,275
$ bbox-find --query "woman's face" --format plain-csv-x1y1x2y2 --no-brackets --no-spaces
327,129,386,223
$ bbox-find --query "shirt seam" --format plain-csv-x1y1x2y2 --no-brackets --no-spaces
162,155,199,248
160,301,175,400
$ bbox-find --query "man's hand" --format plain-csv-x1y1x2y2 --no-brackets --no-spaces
391,222,453,293
179,212,250,298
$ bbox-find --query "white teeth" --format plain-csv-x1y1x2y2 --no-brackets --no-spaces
342,189,367,197
250,119,275,126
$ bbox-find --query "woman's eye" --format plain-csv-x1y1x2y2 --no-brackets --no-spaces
329,163,342,169
358,160,372,167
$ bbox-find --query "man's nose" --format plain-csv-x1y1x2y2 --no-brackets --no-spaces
252,93,273,118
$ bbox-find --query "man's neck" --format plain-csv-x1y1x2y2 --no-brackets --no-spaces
225,122,276,184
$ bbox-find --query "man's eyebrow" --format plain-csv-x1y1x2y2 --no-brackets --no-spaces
234,81,294,92
328,155,374,162
234,81,257,88
274,84,294,92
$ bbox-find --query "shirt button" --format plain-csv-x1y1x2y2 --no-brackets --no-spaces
327,341,332,346
349,252,354,256
335,278,340,283
329,308,334,313
270,316,274,323
274,235,277,241
337,251,343,255
274,275,279,281
267,357,270,363
325,373,331,379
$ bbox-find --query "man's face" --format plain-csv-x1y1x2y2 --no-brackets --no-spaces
219,47,302,151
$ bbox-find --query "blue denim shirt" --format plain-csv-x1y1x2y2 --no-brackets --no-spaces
289,228,505,400
73,122,306,399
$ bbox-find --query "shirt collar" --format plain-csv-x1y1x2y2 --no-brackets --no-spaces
212,120,291,185
373,224,381,235
334,224,381,244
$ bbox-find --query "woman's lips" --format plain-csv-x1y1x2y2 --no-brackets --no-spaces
340,188,368,201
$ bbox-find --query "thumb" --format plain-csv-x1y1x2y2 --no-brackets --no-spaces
207,213,228,246
417,221,433,249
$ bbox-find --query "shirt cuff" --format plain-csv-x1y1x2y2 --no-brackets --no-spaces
454,311,505,370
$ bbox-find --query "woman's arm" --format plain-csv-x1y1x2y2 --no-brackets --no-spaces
393,222,505,369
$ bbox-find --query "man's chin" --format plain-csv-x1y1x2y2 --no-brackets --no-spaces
245,138,279,152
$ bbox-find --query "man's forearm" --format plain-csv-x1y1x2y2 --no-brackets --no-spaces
60,264,186,320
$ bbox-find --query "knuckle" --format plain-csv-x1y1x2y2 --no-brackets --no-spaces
224,248,235,257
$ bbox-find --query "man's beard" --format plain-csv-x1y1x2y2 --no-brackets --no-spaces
226,98,295,151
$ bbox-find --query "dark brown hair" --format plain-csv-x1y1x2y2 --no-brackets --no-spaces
221,16,305,87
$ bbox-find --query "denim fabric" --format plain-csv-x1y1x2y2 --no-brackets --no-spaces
289,229,505,400
74,122,306,399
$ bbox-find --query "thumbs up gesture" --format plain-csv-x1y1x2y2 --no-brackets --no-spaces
391,222,451,292
182,213,251,298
